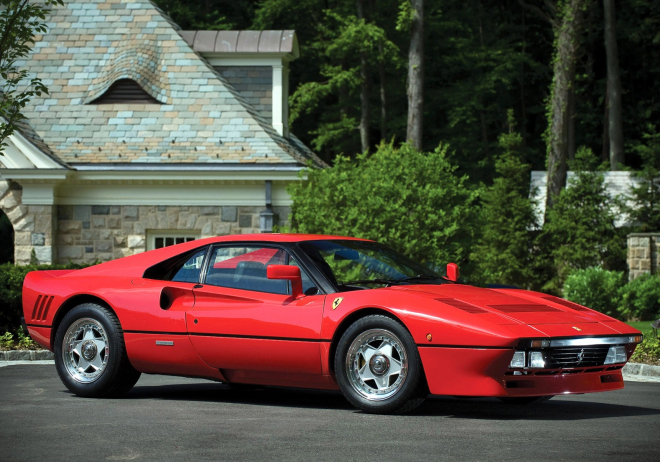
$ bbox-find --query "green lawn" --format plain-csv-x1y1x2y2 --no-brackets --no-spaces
626,321,656,335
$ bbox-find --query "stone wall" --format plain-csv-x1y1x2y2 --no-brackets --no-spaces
215,66,272,122
0,180,55,265
56,204,291,264
627,233,660,280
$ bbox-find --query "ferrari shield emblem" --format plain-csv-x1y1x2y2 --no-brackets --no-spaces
332,297,344,310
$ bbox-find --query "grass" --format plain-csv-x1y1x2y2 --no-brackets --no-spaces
626,321,657,336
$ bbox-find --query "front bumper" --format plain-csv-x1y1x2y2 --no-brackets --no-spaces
419,347,626,397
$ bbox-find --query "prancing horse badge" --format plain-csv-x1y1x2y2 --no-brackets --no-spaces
332,297,344,310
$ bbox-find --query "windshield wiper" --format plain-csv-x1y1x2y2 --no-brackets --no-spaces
395,275,440,283
340,279,396,287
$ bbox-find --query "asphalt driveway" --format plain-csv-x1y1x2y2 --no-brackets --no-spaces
1,364,658,461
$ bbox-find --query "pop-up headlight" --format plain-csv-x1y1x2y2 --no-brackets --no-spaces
604,346,627,364
510,351,525,368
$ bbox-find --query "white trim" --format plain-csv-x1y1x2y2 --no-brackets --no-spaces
6,131,63,169
205,56,289,66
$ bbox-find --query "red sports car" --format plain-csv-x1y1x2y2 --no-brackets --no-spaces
22,234,642,414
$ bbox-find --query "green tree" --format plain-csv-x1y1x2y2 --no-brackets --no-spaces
627,124,660,231
288,142,479,272
0,0,63,151
541,147,626,292
471,110,538,288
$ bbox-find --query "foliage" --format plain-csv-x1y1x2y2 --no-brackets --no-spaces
0,261,89,333
0,326,38,350
626,124,660,231
563,267,625,318
153,0,256,30
619,273,660,321
0,0,63,150
630,335,660,366
470,110,538,288
288,142,479,274
540,147,626,292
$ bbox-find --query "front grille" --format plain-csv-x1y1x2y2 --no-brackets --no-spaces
543,345,611,368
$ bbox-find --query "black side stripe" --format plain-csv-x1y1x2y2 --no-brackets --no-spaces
26,323,52,328
124,330,332,343
417,344,513,350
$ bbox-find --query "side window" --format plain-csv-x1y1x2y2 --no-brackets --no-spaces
171,249,207,283
204,246,289,295
143,247,208,282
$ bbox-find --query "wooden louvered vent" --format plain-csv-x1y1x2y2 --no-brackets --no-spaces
90,79,161,104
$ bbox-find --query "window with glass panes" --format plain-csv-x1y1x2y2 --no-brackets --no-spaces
148,231,199,250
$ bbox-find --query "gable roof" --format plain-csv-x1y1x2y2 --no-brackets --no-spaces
12,0,324,168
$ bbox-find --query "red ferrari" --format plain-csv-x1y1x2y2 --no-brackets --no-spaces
22,234,642,414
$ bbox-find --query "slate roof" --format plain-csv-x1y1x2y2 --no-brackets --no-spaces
13,0,324,168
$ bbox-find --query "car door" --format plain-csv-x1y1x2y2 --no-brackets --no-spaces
187,244,326,379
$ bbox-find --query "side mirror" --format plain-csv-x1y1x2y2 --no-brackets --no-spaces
267,265,304,299
446,263,459,282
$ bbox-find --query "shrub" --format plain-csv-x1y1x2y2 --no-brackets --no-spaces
619,274,660,321
288,142,479,275
470,110,538,288
630,335,660,366
541,148,627,293
563,267,625,318
0,262,91,333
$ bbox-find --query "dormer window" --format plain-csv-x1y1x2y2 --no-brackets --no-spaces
89,79,161,104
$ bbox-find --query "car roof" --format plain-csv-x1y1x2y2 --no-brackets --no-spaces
67,233,371,278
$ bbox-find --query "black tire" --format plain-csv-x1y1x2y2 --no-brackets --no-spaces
498,395,554,404
334,315,427,414
54,303,141,398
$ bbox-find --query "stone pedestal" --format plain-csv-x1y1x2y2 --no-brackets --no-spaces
627,233,660,280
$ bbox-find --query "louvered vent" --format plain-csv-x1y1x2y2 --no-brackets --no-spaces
436,298,488,314
31,295,54,321
541,295,590,311
90,79,161,104
488,304,560,313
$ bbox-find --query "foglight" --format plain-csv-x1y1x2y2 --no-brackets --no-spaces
529,351,545,368
510,351,525,368
604,346,627,364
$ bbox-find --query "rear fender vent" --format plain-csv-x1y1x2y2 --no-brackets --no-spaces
31,295,54,321
436,298,488,314
540,295,590,311
489,304,560,313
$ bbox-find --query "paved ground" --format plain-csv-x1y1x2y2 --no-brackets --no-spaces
1,365,658,461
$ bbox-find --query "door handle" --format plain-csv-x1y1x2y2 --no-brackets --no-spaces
193,284,203,289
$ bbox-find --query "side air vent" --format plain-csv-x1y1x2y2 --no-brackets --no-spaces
436,298,488,314
31,295,54,321
540,295,590,311
489,304,560,313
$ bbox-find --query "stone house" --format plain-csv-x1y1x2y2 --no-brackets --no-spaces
0,0,324,265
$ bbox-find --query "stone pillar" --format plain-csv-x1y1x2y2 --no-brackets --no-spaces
0,180,55,265
627,233,660,280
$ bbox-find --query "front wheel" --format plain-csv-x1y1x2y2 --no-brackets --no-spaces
54,303,141,397
334,315,427,414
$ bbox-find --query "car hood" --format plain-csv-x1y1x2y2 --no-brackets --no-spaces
388,284,630,337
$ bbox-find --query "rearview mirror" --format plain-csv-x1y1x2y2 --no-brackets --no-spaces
446,263,459,282
267,265,304,299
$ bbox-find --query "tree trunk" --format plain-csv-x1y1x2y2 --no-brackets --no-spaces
545,0,587,214
520,7,528,149
604,0,624,169
378,40,387,142
357,0,371,153
601,84,610,161
406,0,424,150
567,86,576,160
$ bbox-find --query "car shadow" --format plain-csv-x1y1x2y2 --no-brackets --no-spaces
121,382,660,420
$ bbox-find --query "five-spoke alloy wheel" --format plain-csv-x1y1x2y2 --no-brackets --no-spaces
54,303,141,398
335,315,427,414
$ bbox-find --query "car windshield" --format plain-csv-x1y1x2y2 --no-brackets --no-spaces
299,240,448,290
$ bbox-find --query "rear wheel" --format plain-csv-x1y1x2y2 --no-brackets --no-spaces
335,315,427,414
498,396,554,404
54,303,141,397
